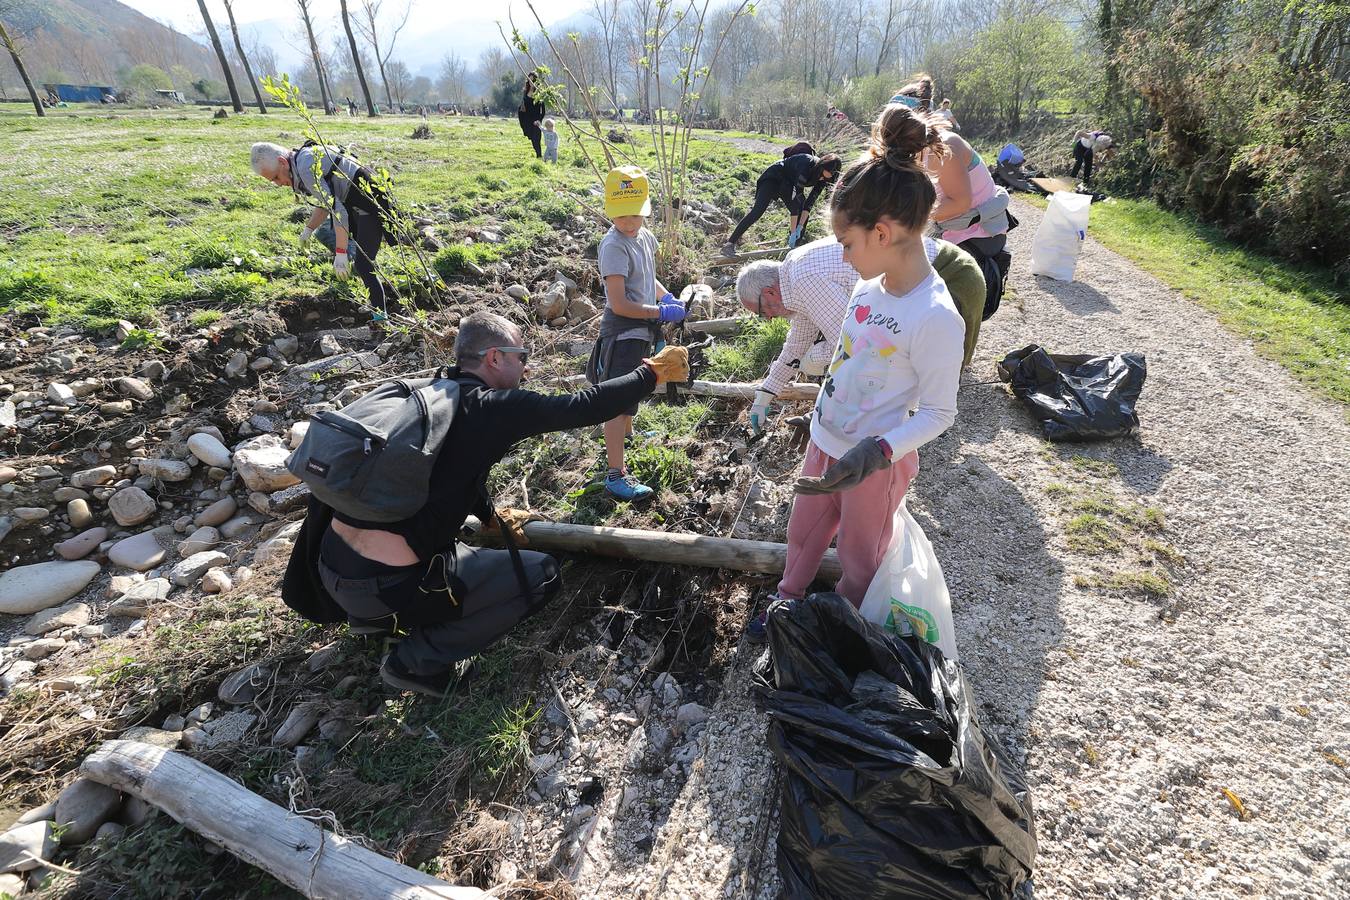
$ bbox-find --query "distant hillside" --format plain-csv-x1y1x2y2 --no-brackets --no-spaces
0,0,218,93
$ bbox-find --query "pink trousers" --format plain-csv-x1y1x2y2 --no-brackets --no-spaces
777,440,920,606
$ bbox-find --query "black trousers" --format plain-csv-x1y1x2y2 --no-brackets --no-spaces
348,208,386,308
1071,143,1094,182
728,176,797,245
319,539,562,675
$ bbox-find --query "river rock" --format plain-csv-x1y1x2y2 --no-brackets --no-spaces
95,821,126,842
178,526,220,557
100,400,133,416
0,560,101,614
55,527,108,560
23,637,66,660
219,663,271,705
54,777,122,845
535,286,568,321
13,507,49,521
107,528,173,571
288,421,309,449
170,551,230,586
107,578,171,617
233,435,299,492
119,725,182,749
67,498,95,528
568,297,599,321
273,334,299,357
47,382,76,404
0,820,55,872
187,433,231,468
53,486,88,502
109,486,157,527
201,568,232,594
272,701,323,748
194,496,237,528
219,514,260,540
137,458,192,482
252,520,303,565
0,466,16,485
71,465,116,488
114,376,154,401
0,660,37,692
224,350,249,378
25,601,91,635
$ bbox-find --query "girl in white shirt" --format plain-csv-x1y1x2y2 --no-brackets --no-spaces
748,103,966,640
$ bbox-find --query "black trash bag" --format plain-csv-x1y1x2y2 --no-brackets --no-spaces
753,594,1037,900
997,344,1146,441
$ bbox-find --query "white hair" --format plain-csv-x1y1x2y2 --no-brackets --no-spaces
735,259,782,305
250,141,287,177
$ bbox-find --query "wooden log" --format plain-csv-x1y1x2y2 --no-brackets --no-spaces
686,316,746,336
467,519,842,581
707,246,790,268
555,374,819,402
81,741,484,900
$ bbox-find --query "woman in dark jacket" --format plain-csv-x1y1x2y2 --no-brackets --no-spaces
517,73,547,158
721,153,841,257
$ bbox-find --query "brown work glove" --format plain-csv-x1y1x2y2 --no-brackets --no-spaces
643,345,690,385
480,508,538,546
785,414,812,452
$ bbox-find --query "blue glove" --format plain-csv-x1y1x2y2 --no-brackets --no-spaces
787,226,803,249
658,295,687,324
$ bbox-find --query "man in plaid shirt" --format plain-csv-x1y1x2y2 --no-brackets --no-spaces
735,237,860,435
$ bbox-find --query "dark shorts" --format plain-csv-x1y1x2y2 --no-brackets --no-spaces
586,336,652,416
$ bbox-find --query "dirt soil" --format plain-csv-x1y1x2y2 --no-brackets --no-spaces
504,197,1350,899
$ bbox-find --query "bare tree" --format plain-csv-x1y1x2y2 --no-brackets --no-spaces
220,0,266,113
588,0,623,108
355,0,412,110
340,0,378,115
477,45,510,87
248,37,279,82
437,51,468,103
295,0,334,113
197,0,244,112
0,11,43,117
384,58,411,107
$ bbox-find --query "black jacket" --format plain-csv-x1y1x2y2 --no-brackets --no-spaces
282,365,658,620
761,154,829,215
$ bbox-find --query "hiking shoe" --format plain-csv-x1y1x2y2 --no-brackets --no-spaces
720,241,738,258
380,655,479,699
604,472,654,502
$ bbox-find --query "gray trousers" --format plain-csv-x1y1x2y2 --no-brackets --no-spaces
318,543,560,674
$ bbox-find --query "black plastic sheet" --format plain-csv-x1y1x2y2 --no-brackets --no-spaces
998,344,1146,441
753,594,1037,900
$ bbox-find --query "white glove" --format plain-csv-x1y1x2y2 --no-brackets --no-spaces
299,226,314,245
334,250,350,279
749,388,775,435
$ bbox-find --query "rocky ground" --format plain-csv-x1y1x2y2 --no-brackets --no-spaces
1,195,1347,899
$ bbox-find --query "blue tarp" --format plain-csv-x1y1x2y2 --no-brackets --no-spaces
45,84,114,103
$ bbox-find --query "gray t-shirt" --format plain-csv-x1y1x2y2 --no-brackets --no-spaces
597,225,660,341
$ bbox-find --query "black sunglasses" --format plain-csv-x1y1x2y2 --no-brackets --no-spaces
479,346,529,365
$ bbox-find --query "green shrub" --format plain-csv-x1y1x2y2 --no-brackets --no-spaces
433,244,500,279
704,316,790,381
189,310,224,328
626,444,694,490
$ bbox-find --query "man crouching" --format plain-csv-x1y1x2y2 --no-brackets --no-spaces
283,311,688,697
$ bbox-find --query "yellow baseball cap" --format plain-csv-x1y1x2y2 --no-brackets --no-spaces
604,165,651,218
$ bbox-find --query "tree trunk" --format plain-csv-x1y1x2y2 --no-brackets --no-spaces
340,0,378,116
197,0,244,113
82,741,485,900
0,20,45,117
298,2,334,114
222,0,266,113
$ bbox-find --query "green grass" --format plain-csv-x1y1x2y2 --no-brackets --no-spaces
1064,513,1121,554
0,102,768,327
704,316,791,381
1065,196,1350,405
633,400,709,438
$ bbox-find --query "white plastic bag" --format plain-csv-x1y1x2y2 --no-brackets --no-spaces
859,499,959,662
1029,191,1092,282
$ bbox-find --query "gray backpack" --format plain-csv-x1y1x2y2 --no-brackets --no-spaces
287,370,461,522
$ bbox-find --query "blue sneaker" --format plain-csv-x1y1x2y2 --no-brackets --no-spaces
604,472,654,502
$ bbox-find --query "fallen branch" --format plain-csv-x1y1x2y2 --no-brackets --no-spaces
707,246,791,268
467,519,841,581
686,316,747,336
81,741,484,900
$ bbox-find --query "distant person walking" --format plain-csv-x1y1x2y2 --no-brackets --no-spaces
721,152,842,257
517,72,546,159
542,117,559,163
934,99,959,131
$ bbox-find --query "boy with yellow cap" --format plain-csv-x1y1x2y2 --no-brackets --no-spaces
586,166,687,501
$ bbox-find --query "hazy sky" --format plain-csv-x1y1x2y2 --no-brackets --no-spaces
121,0,589,34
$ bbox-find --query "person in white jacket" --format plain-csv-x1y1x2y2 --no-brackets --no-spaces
748,103,965,642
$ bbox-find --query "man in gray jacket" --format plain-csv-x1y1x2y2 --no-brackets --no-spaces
251,141,392,311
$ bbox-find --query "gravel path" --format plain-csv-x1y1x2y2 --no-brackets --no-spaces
578,197,1350,899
